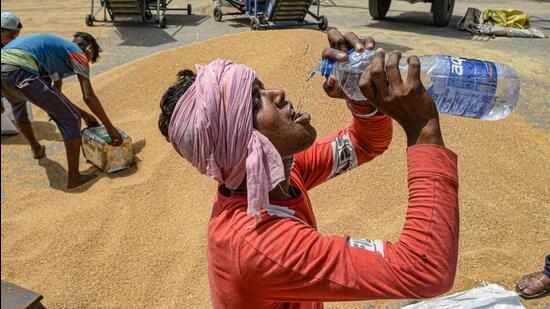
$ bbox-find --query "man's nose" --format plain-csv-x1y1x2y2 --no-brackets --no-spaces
270,89,286,108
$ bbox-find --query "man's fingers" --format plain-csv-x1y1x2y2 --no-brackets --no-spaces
326,75,336,88
386,51,403,88
359,64,376,101
323,76,342,99
110,132,123,146
327,29,348,52
371,48,389,99
406,55,421,83
322,48,348,62
344,32,364,52
322,77,334,92
363,36,376,50
111,139,122,146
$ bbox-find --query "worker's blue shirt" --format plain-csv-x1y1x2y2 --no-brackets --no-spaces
2,34,90,80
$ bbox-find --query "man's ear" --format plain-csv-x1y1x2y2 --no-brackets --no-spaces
84,45,94,62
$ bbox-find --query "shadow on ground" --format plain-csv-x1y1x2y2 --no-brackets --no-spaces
530,15,550,31
224,16,322,31
366,11,472,39
320,0,369,11
1,121,62,145
91,14,209,46
37,139,146,192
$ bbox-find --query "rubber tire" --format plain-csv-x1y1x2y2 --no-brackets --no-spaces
85,14,94,26
318,15,328,30
187,4,192,15
107,8,114,21
369,0,391,20
250,17,261,31
432,0,455,27
213,7,223,22
159,15,167,28
142,0,150,22
143,10,153,22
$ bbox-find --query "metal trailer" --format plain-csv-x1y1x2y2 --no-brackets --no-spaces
369,0,455,27
86,0,192,28
213,0,328,31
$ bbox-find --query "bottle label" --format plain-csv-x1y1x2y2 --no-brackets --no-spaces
428,56,498,118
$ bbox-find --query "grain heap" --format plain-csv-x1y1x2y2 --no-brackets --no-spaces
1,30,549,308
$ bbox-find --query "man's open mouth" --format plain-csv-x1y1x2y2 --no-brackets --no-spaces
288,103,310,124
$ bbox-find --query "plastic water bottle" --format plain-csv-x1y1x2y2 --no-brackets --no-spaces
311,50,520,120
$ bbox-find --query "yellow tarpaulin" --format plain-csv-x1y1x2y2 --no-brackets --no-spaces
483,9,530,29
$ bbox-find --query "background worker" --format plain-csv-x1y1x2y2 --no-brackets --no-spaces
1,12,23,117
1,12,22,48
1,32,122,189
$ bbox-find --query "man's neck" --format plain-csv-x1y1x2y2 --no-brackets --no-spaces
231,156,294,201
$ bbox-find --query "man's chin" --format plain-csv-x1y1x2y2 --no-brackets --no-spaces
299,128,318,153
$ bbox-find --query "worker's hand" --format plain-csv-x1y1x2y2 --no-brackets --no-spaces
322,29,375,104
81,112,100,127
106,125,123,146
359,49,444,147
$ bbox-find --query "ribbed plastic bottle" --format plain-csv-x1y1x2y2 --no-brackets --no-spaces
313,50,520,120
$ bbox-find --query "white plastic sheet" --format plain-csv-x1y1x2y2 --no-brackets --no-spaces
403,284,525,309
457,7,546,39
1,97,33,135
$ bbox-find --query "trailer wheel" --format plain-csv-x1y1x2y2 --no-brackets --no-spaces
250,17,261,31
143,10,153,22
159,15,167,28
369,0,391,20
213,7,223,22
318,15,328,30
432,0,454,27
187,4,192,15
86,14,94,26
106,7,114,21
259,15,268,24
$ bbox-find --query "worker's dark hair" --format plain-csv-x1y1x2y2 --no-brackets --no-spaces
1,22,22,31
158,69,196,140
73,31,101,63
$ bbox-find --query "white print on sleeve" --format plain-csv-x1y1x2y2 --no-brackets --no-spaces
329,133,358,179
348,238,385,257
264,205,311,227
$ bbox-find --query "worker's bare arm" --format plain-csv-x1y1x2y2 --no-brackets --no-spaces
77,74,123,145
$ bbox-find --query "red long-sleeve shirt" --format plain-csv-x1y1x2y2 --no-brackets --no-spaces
207,104,459,308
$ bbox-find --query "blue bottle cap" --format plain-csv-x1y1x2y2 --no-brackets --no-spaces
321,48,356,78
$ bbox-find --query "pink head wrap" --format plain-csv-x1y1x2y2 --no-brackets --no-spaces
168,59,285,218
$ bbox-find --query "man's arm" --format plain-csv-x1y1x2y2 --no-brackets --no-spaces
238,47,458,303
77,74,122,145
239,145,458,301
292,30,392,190
292,110,392,190
54,79,63,92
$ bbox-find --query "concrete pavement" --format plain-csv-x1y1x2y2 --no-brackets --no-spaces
82,0,549,130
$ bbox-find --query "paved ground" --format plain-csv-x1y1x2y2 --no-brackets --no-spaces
85,0,550,72
4,0,548,129
90,0,550,131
